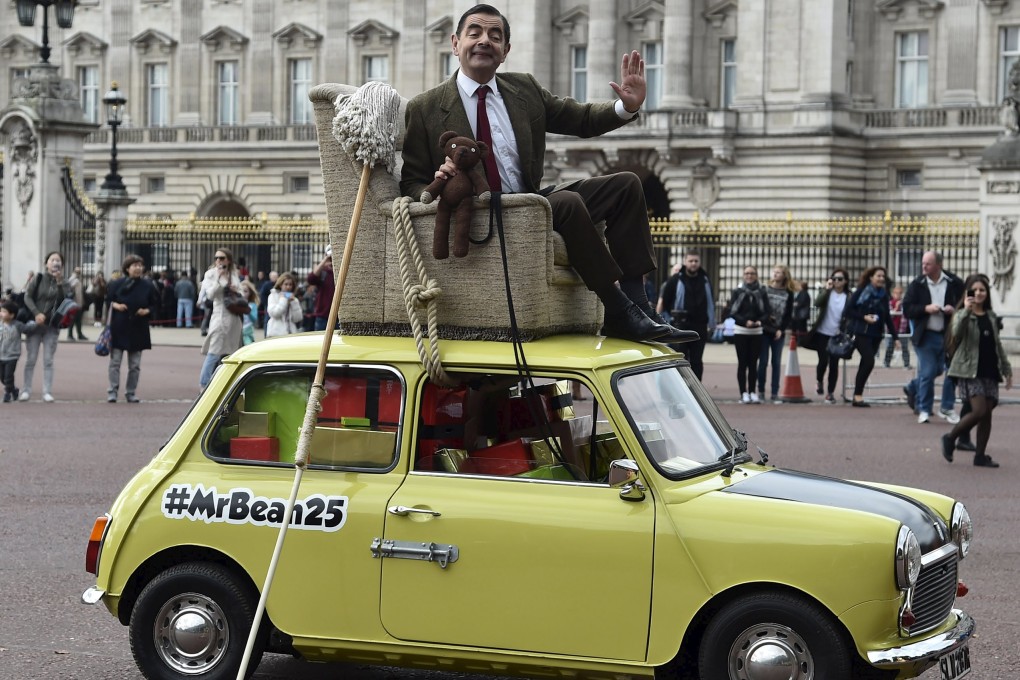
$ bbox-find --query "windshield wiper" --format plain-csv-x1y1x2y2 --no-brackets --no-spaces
719,429,748,477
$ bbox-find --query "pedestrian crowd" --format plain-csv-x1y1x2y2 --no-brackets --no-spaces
656,249,1010,467
1,248,326,402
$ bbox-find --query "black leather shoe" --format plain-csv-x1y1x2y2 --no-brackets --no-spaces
941,433,954,463
956,439,977,452
973,454,999,468
602,303,681,342
902,385,915,411
851,399,870,408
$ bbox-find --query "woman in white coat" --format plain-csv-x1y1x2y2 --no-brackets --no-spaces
265,273,304,338
198,247,243,389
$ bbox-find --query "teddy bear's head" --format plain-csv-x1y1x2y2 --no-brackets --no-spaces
439,130,488,170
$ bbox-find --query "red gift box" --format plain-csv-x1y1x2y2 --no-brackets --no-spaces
320,376,401,430
416,384,467,468
460,439,531,476
230,436,280,462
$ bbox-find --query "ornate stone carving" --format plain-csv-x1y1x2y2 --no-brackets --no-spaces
988,180,1020,194
688,158,720,212
9,121,38,219
990,216,1018,303
1000,60,1020,138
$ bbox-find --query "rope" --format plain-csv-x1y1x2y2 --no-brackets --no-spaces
391,196,454,387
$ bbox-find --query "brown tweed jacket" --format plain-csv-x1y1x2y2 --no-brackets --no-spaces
399,71,629,200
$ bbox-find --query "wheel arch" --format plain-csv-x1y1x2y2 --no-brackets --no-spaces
117,546,267,628
664,582,865,678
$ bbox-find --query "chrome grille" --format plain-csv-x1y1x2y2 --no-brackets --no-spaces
912,552,958,634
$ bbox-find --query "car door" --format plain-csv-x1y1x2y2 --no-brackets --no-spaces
378,377,655,661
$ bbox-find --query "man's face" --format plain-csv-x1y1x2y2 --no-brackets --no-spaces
452,13,510,82
684,255,700,275
922,253,941,280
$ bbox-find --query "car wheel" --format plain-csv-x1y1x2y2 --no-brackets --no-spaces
129,561,266,680
697,591,852,680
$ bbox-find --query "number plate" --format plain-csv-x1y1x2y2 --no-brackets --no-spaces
938,643,971,680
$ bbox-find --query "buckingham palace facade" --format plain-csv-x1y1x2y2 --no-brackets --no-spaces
2,0,1018,226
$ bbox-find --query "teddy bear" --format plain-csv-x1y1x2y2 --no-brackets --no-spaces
420,131,491,259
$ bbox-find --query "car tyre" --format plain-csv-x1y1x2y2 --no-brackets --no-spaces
129,561,267,680
697,591,852,680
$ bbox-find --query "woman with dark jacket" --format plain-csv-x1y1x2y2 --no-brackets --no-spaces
757,264,795,402
941,274,1012,467
20,251,71,402
810,268,850,403
844,266,896,407
726,266,771,403
106,254,160,403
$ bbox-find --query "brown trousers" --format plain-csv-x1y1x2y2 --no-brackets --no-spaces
545,172,656,291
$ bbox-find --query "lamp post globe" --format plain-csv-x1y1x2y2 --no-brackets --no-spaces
101,83,127,193
15,0,77,64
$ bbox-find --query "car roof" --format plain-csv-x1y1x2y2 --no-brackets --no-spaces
227,332,679,372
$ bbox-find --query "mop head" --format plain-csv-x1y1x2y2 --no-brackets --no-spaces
331,81,402,169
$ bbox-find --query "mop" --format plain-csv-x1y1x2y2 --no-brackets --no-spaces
235,81,402,680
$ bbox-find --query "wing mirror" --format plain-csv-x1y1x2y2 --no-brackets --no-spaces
608,459,646,502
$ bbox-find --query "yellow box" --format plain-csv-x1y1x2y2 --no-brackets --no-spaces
238,411,276,437
435,448,469,473
309,426,395,468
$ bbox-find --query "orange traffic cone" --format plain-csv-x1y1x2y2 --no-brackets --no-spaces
778,333,811,403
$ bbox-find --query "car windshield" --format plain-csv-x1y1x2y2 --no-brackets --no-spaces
615,362,747,477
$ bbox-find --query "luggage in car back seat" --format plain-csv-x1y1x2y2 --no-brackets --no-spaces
417,384,467,469
459,439,532,476
321,375,401,430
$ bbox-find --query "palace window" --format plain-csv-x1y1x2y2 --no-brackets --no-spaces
1000,26,1019,102
721,39,736,109
895,32,928,109
363,55,389,84
644,41,662,110
217,61,240,126
571,46,587,102
289,58,313,124
79,65,99,124
146,62,169,127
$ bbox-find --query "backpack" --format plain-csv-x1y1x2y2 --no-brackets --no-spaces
13,275,40,324
50,297,80,329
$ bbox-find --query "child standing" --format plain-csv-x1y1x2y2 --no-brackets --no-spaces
885,285,911,369
1,301,36,402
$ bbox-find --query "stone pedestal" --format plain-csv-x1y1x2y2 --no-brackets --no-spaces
979,136,1020,346
93,190,136,278
0,63,96,291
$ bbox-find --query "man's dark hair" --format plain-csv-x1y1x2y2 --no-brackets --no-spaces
456,4,510,44
684,249,701,259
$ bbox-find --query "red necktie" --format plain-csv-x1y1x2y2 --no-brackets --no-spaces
475,85,502,192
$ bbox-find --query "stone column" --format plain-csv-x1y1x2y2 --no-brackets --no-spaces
93,190,136,279
943,0,979,106
176,0,203,125
659,0,696,108
587,0,617,103
248,0,275,124
0,63,96,291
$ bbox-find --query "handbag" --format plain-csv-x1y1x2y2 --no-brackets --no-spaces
223,287,250,316
827,331,855,360
94,307,113,357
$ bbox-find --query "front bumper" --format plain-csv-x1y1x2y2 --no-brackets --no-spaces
866,609,974,672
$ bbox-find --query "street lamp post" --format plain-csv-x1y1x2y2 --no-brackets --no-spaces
101,83,126,192
15,0,76,65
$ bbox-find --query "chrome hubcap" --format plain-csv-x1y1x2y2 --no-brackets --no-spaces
153,592,229,675
728,623,813,680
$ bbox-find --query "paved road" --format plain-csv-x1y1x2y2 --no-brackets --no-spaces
0,332,1015,679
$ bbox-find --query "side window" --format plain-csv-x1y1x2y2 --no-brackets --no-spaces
207,365,402,470
413,373,625,483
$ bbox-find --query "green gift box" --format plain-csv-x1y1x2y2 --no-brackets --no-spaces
309,426,396,468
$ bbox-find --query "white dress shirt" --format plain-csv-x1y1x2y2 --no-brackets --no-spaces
455,71,638,194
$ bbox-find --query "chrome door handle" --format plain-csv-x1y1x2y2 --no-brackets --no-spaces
388,505,441,517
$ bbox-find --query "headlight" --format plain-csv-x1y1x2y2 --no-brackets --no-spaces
895,526,921,590
951,502,972,559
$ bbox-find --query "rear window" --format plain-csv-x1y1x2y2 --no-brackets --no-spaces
204,364,403,471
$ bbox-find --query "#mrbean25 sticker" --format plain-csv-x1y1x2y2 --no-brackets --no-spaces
161,484,347,532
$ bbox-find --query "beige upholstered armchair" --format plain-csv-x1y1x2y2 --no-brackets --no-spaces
310,83,602,341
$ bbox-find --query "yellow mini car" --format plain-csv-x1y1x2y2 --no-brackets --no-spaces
82,334,974,680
